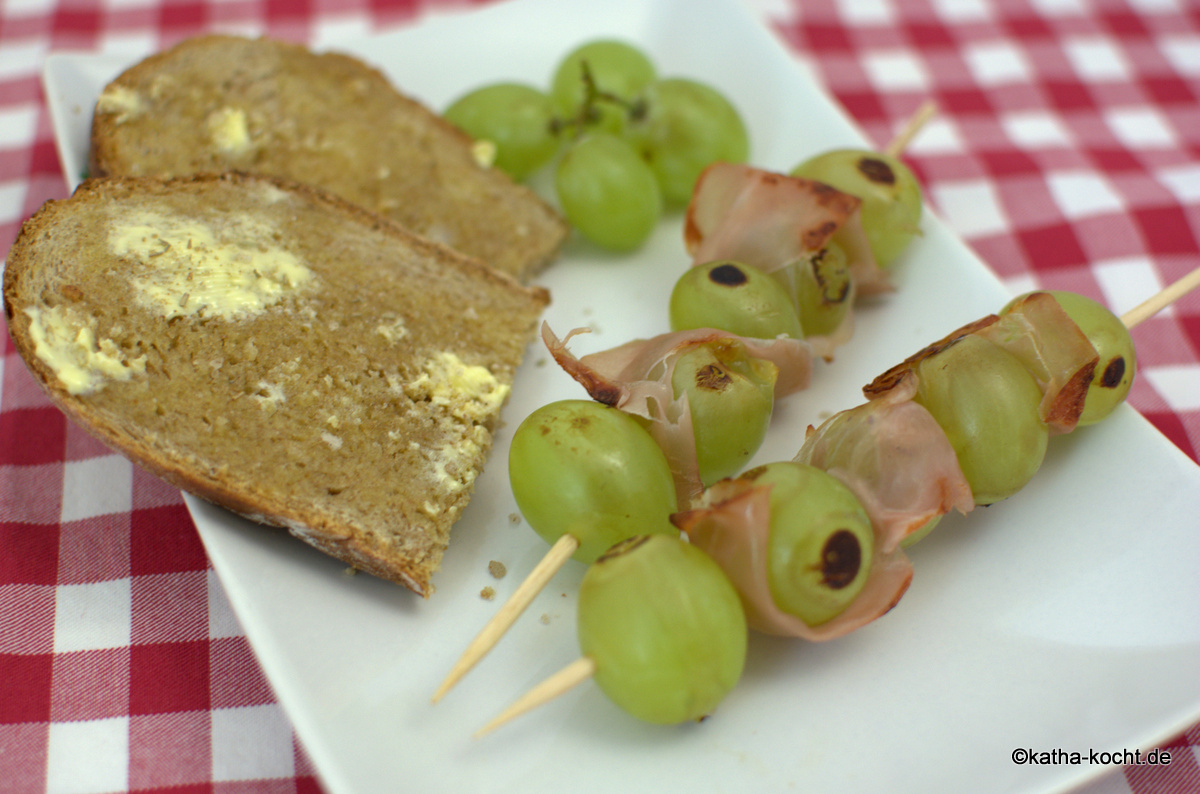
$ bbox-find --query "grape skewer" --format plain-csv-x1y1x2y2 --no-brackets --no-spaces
475,272,1197,733
680,101,938,351
436,330,798,706
433,333,780,702
431,400,678,703
693,277,1196,639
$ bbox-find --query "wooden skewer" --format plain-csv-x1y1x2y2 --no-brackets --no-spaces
474,656,597,738
885,99,938,158
432,533,580,703
1121,266,1200,329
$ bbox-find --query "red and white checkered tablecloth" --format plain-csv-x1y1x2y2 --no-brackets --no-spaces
2,0,1197,791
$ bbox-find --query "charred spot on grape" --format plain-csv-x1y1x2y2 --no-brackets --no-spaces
707,262,749,287
808,182,860,216
816,529,862,589
671,344,777,486
596,534,651,564
857,156,896,186
810,248,851,304
741,465,770,481
801,220,838,251
669,260,803,340
865,314,1000,398
694,363,733,393
1101,357,1126,388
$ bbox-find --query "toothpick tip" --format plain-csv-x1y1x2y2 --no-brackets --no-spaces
473,656,597,738
429,534,581,703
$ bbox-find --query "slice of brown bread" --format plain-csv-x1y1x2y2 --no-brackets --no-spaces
88,34,568,282
4,172,550,596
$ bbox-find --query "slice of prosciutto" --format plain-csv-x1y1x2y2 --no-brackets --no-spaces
673,476,913,640
542,323,829,508
684,161,892,298
976,292,1098,434
865,291,1098,434
795,371,974,552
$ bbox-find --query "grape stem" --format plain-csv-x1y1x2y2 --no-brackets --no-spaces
474,656,597,738
1121,265,1200,329
548,60,648,139
432,533,580,703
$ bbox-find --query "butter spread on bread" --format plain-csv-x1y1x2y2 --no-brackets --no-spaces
24,304,148,395
89,34,568,282
4,172,550,596
110,209,315,320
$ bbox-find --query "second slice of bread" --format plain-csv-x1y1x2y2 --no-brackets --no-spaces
4,172,550,596
89,34,569,282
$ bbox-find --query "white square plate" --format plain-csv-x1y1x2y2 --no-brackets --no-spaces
43,0,1200,791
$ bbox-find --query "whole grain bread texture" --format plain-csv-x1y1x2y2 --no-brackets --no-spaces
89,34,568,282
4,172,550,596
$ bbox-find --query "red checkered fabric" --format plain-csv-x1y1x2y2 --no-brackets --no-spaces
1,0,1197,791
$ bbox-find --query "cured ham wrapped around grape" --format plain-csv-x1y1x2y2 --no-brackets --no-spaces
796,371,975,551
866,291,1098,435
672,466,913,640
684,161,893,298
542,323,830,506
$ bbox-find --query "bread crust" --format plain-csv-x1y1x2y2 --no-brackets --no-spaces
89,34,569,282
5,172,549,596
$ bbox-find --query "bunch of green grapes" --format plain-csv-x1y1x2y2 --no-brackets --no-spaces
444,40,749,252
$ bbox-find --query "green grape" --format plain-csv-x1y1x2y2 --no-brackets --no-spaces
669,260,803,340
444,82,558,181
630,78,750,206
578,534,747,724
550,40,656,135
912,334,1049,505
790,149,922,267
793,241,853,337
555,133,662,252
740,463,874,627
508,400,678,563
670,342,778,486
1042,291,1135,426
